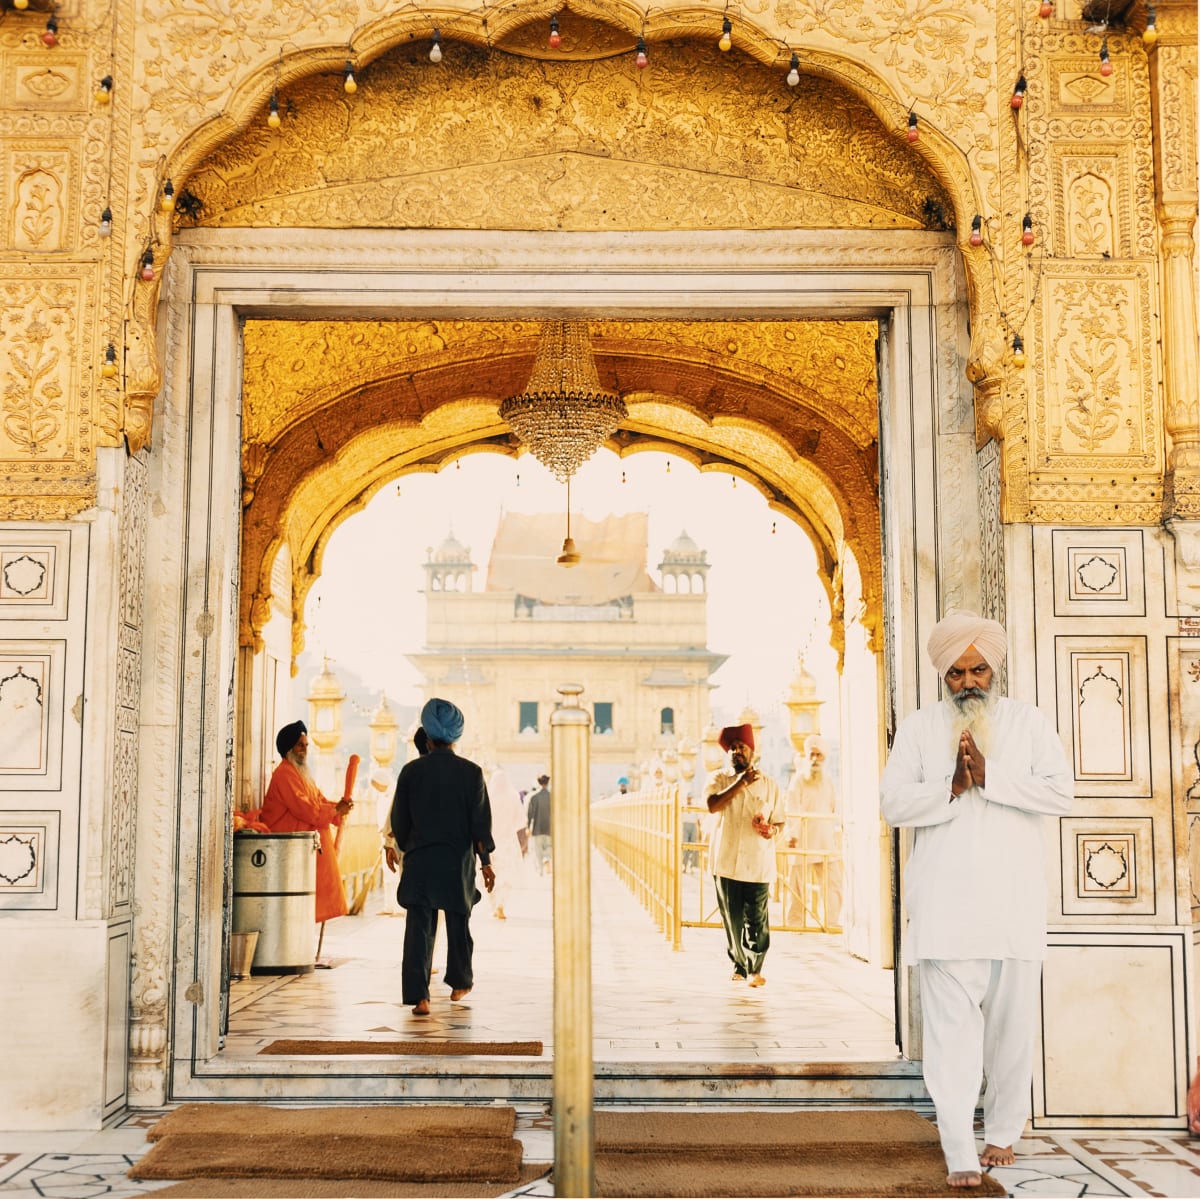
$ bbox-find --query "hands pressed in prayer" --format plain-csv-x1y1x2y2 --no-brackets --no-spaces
950,730,986,800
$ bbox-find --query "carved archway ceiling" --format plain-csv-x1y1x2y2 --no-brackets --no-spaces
178,36,955,234
239,317,882,662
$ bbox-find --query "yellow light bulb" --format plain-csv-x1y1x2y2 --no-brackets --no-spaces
268,109,281,128
719,31,732,50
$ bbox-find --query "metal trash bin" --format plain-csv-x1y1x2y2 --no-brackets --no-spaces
233,831,318,974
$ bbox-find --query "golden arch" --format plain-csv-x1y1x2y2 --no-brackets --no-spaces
134,5,1001,454
238,319,882,669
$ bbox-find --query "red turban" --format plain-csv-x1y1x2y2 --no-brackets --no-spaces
718,723,754,752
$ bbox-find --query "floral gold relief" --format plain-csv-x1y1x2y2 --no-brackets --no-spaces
179,43,953,234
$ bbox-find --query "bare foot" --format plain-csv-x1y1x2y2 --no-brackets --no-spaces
412,999,430,1015
450,987,472,1002
980,1144,1014,1167
731,972,746,982
946,1170,982,1188
747,974,766,987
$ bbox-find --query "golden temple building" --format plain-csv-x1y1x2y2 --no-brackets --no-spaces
0,0,1196,1141
412,518,725,794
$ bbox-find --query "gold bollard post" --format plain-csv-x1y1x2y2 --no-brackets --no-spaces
551,683,594,1198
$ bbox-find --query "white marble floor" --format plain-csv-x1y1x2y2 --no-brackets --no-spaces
3,856,1198,1198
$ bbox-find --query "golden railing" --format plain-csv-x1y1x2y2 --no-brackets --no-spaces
591,783,683,949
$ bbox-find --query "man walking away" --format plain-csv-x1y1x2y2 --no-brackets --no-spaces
390,699,495,1016
527,773,552,876
881,610,1073,1189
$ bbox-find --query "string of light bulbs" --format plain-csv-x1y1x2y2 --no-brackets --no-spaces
5,0,1157,389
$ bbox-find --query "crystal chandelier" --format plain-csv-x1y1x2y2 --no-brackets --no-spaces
499,319,627,483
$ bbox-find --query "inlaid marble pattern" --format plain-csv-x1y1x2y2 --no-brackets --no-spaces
0,530,70,618
0,809,58,910
1060,817,1155,915
1051,529,1146,617
1056,636,1151,797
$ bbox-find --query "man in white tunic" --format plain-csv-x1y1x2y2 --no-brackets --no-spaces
783,736,842,929
881,611,1073,1189
706,723,784,987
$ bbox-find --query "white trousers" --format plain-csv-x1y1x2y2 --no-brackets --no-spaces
918,958,1041,1174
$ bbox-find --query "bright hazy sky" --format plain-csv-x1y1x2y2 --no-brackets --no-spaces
306,449,837,732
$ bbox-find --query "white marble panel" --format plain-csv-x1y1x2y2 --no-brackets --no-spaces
0,529,71,620
0,921,108,1129
1051,529,1147,617
1039,934,1186,1123
1060,816,1156,916
104,923,130,1114
0,809,59,910
0,642,64,787
1055,636,1151,797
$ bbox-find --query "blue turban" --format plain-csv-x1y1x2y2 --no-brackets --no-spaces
618,777,629,785
421,698,464,744
276,720,306,758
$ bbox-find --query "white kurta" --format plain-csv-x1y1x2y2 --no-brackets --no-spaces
880,695,1073,962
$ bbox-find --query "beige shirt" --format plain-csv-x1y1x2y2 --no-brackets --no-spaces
705,768,784,883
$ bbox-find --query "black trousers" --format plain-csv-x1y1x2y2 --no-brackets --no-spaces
714,876,771,977
401,905,474,1005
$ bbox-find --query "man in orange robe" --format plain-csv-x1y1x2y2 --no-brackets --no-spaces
260,720,353,924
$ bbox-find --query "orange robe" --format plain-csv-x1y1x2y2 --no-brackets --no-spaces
260,759,348,923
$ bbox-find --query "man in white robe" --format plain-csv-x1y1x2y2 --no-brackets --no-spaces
783,736,842,929
881,610,1073,1189
485,766,526,920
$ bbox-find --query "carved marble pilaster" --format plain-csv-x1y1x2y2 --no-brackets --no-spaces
1149,6,1199,519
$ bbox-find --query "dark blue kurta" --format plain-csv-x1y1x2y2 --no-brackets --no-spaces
390,747,494,915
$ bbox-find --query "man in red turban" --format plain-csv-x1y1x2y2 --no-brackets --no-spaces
705,723,783,987
881,612,1072,1188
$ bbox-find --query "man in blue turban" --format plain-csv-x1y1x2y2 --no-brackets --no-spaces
390,697,494,1015
420,697,465,745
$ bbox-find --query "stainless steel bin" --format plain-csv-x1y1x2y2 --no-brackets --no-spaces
232,831,318,974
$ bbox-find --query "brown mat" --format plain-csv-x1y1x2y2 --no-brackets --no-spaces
595,1107,940,1150
129,1132,521,1184
148,1103,516,1142
144,1162,550,1197
259,1039,542,1056
594,1141,1006,1198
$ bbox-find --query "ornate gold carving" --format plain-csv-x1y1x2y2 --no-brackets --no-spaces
1,277,79,457
1035,267,1158,470
4,142,79,253
238,313,884,663
7,53,86,109
1055,152,1126,258
242,319,879,452
180,42,953,235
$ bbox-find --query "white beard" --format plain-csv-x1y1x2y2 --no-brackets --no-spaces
287,750,316,786
946,688,995,756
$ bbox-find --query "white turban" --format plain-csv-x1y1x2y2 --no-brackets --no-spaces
927,610,1007,676
806,735,828,755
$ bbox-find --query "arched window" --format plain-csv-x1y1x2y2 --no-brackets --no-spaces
660,707,675,735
